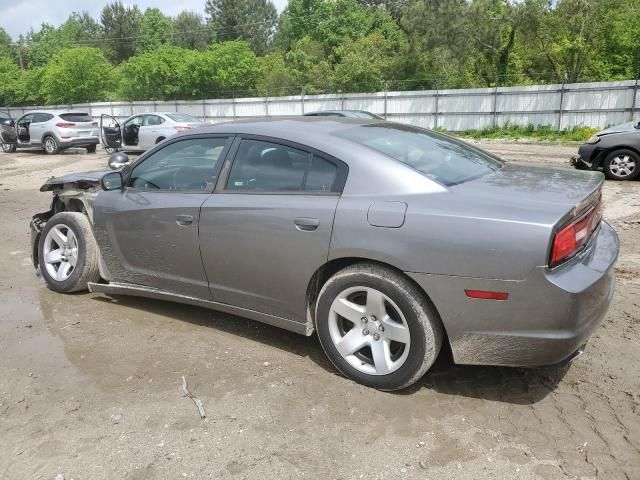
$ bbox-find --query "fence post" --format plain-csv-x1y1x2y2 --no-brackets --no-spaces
202,97,206,122
232,89,236,119
265,91,269,117
434,89,439,130
301,87,305,114
630,77,638,121
492,86,499,128
557,83,566,131
341,91,345,110
383,81,388,120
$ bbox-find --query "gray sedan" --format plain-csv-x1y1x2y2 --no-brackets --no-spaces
30,118,618,390
100,112,208,153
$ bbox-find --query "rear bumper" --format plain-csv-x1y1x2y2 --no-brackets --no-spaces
407,221,619,367
58,137,99,148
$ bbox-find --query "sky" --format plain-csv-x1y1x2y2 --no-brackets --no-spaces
0,0,290,40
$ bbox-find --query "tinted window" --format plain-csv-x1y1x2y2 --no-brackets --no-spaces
305,156,337,192
226,140,312,192
129,137,228,192
144,115,165,126
166,113,199,123
59,113,92,123
335,123,502,186
33,113,54,123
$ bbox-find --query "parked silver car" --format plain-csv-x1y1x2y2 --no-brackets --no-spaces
100,112,208,153
1,110,99,154
29,118,618,390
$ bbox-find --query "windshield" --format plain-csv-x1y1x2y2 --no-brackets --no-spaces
59,113,92,123
335,123,503,186
166,113,200,123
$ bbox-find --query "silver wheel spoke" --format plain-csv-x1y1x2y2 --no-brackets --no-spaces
332,297,365,325
335,328,368,357
382,318,410,344
366,288,387,320
45,249,63,264
371,340,392,375
57,261,72,281
50,226,67,247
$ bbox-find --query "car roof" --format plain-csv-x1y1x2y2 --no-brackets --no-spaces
24,110,90,115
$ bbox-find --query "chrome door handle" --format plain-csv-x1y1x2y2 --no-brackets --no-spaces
294,217,319,231
176,214,194,226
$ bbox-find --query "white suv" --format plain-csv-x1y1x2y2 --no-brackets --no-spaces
0,110,100,154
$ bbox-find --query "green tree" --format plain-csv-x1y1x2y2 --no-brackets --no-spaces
0,57,21,105
40,48,113,104
100,1,142,63
0,27,13,60
173,11,211,50
205,0,278,55
137,8,173,53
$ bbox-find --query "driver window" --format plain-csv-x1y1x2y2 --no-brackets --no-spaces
144,115,164,126
128,137,229,192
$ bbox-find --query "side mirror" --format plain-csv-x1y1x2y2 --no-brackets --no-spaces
101,171,123,191
108,152,130,170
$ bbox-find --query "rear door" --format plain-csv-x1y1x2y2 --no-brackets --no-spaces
139,114,165,149
100,114,122,149
199,136,347,322
29,113,53,144
93,135,233,298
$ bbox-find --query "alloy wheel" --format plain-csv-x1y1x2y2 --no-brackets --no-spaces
328,286,411,375
43,224,78,281
45,137,56,154
610,154,636,178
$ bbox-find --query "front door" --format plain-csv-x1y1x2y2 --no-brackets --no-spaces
0,112,16,145
16,113,33,144
93,135,233,299
100,114,122,150
199,137,345,322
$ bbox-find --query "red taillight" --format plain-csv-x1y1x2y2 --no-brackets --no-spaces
550,200,602,267
174,126,192,132
56,122,75,128
465,290,509,301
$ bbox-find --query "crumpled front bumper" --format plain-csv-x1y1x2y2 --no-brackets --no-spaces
30,210,53,271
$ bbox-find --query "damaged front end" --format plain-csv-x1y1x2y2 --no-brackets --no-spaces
30,170,107,272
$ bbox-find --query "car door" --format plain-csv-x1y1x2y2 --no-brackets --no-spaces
100,114,122,150
0,112,17,145
199,136,347,323
93,135,233,299
139,114,165,150
16,113,33,144
29,113,52,145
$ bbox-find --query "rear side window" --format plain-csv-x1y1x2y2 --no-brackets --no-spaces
226,139,339,193
32,113,54,123
59,113,92,123
335,123,503,186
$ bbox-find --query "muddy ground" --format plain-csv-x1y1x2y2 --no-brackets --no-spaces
0,142,638,480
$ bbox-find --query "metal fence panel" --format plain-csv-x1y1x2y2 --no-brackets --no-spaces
5,80,639,131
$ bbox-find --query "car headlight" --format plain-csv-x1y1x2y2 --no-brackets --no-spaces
586,135,600,144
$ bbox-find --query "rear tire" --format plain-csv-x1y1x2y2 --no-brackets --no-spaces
315,263,443,391
603,149,640,180
86,144,97,153
38,212,101,293
1,143,16,153
43,136,60,155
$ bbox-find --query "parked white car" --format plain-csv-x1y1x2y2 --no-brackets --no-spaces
100,112,208,153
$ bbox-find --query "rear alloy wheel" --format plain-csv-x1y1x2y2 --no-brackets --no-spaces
1,143,16,153
43,136,60,155
603,149,640,180
316,263,443,391
38,212,101,293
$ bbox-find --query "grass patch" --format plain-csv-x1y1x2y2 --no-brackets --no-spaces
449,124,598,142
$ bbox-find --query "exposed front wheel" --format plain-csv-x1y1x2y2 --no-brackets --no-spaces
43,136,60,155
603,149,639,180
315,263,443,391
1,143,16,153
38,212,101,293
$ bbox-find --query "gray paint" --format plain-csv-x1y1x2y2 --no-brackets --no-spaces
32,117,619,368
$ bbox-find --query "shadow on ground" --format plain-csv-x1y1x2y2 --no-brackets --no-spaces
92,293,567,406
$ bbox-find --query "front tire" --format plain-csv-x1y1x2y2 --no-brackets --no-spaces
43,136,60,155
86,144,97,153
1,143,16,153
603,149,640,180
38,212,101,293
315,263,443,391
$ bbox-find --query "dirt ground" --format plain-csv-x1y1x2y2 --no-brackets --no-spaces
0,142,638,480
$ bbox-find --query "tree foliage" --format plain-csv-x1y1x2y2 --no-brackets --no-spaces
137,8,173,54
173,11,211,50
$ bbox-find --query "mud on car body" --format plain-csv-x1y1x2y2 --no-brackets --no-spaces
30,118,619,391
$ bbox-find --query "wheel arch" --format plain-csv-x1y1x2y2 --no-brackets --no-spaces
305,256,450,346
594,144,640,168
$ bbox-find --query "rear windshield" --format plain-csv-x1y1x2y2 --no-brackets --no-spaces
166,113,199,123
58,113,92,123
335,123,502,186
